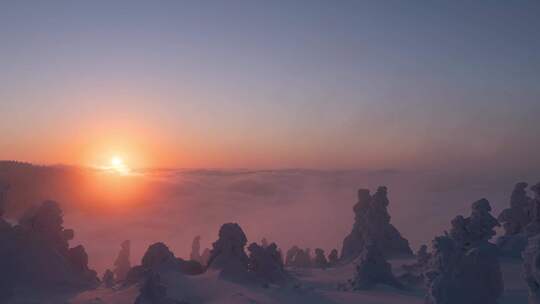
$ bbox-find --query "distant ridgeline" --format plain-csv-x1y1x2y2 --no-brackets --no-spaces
0,161,84,217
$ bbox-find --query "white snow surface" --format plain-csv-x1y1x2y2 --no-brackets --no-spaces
7,258,528,304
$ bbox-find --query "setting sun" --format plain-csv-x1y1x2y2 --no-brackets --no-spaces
110,156,130,174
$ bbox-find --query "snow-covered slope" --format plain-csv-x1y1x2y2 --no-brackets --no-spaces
23,258,522,304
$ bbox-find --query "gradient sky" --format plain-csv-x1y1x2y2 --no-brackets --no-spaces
1,1,539,171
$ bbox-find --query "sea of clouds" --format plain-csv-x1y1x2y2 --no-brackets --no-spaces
57,168,538,274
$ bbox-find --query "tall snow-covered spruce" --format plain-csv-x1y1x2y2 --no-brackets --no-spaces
497,182,533,258
523,182,540,304
341,186,413,261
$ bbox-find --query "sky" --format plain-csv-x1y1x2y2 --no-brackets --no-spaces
0,1,539,172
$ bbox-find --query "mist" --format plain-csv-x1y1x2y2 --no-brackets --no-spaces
1,163,534,274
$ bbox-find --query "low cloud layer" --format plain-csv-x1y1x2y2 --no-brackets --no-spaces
2,162,538,274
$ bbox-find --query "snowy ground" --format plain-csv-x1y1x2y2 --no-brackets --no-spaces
7,258,528,304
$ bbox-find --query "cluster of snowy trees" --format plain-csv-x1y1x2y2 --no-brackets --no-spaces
0,199,98,300
397,181,540,304
2,182,540,303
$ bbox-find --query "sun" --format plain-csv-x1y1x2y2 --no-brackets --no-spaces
110,156,130,174
111,156,123,167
